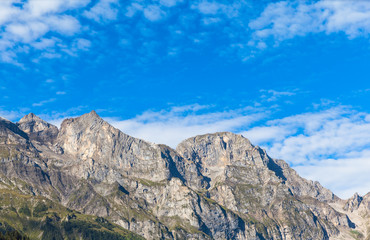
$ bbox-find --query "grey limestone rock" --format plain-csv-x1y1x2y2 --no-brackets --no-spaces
17,113,59,144
0,111,368,240
344,192,363,212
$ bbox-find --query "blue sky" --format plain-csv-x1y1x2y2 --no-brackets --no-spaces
1,0,370,198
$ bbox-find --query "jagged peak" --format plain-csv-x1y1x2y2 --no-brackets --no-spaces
0,116,29,140
78,110,103,121
177,131,253,149
344,192,364,212
17,113,58,138
351,192,363,201
18,112,43,123
85,110,99,118
59,110,103,128
59,110,120,140
17,112,55,128
176,131,258,169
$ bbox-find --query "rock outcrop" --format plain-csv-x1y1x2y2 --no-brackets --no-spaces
17,113,59,144
55,111,177,182
0,112,367,240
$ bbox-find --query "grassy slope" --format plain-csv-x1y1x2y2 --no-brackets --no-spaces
0,189,144,240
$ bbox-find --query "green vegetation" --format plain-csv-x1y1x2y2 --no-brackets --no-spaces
33,202,48,217
18,204,31,217
0,146,10,159
0,230,30,240
162,215,205,236
0,189,144,240
350,229,364,240
136,178,166,187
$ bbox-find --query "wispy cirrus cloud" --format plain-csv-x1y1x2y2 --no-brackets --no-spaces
4,0,370,66
32,98,57,107
159,0,184,8
259,89,297,102
125,0,183,22
0,108,25,121
249,0,370,48
0,0,91,64
107,104,266,147
243,107,370,164
83,0,119,23
242,106,370,198
296,154,370,200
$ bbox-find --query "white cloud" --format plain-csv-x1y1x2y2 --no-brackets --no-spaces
125,3,143,18
244,125,295,143
40,52,61,59
125,0,182,20
202,17,222,25
260,89,296,102
159,0,183,8
249,0,370,47
125,2,164,21
31,38,58,49
0,109,24,121
0,49,18,65
106,104,265,147
295,154,370,199
83,0,119,23
27,0,67,17
193,1,223,15
32,98,57,107
6,21,49,43
47,15,81,35
0,0,90,64
0,1,20,25
143,5,166,21
192,1,240,17
242,106,370,198
2,0,370,65
27,0,90,17
75,38,91,51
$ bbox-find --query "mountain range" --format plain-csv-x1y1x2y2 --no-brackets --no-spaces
0,111,368,240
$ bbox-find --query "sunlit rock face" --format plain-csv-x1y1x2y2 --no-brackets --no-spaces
17,112,59,144
56,110,175,182
0,111,368,240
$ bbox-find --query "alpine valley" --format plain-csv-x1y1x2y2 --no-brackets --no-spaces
0,111,368,240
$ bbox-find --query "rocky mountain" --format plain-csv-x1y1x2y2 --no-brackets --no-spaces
0,111,368,239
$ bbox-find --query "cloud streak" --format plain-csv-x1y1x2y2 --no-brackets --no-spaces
243,106,370,198
107,104,265,147
249,0,370,47
0,0,91,64
2,0,370,65
84,0,119,23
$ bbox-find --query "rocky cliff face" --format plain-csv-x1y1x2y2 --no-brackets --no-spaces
55,111,177,182
17,113,59,144
0,111,368,240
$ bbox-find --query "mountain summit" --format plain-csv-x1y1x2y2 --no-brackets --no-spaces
0,111,368,239
17,113,58,144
